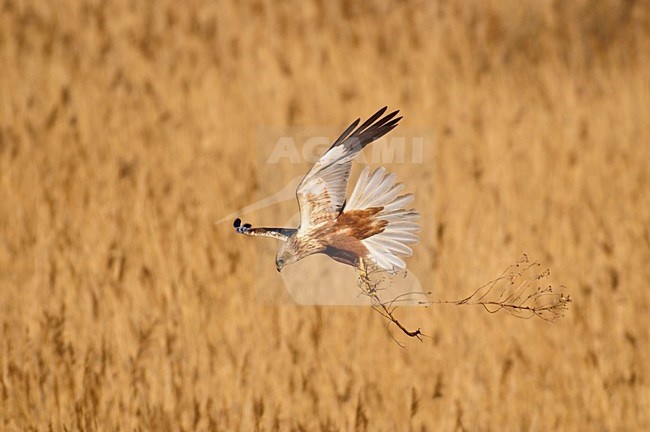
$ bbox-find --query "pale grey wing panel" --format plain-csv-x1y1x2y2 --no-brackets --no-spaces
296,107,402,229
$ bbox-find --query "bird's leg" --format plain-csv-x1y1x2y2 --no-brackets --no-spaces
358,257,368,281
358,258,375,294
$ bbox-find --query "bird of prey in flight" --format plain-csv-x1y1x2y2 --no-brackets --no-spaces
234,107,420,275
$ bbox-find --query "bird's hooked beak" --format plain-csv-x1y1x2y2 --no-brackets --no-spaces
276,259,283,273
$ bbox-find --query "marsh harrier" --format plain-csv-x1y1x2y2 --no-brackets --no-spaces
234,107,420,274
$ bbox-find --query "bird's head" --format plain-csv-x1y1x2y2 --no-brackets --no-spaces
275,256,284,273
275,237,301,272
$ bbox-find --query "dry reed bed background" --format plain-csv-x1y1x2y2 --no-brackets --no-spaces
1,0,649,430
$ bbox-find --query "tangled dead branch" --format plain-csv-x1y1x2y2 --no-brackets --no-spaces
448,254,572,321
357,258,428,346
357,254,572,344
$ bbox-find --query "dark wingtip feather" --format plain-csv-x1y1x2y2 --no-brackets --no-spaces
356,106,389,134
330,118,361,149
385,116,402,128
233,218,241,228
329,106,402,153
349,110,402,149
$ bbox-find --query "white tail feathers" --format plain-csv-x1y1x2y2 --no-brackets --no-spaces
346,167,420,273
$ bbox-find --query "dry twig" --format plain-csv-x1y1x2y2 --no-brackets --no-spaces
445,254,572,321
357,254,572,344
357,258,428,344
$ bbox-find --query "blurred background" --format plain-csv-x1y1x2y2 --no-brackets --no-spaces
1,0,649,430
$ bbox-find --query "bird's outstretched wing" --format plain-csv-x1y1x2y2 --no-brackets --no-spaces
296,107,402,229
233,218,296,241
